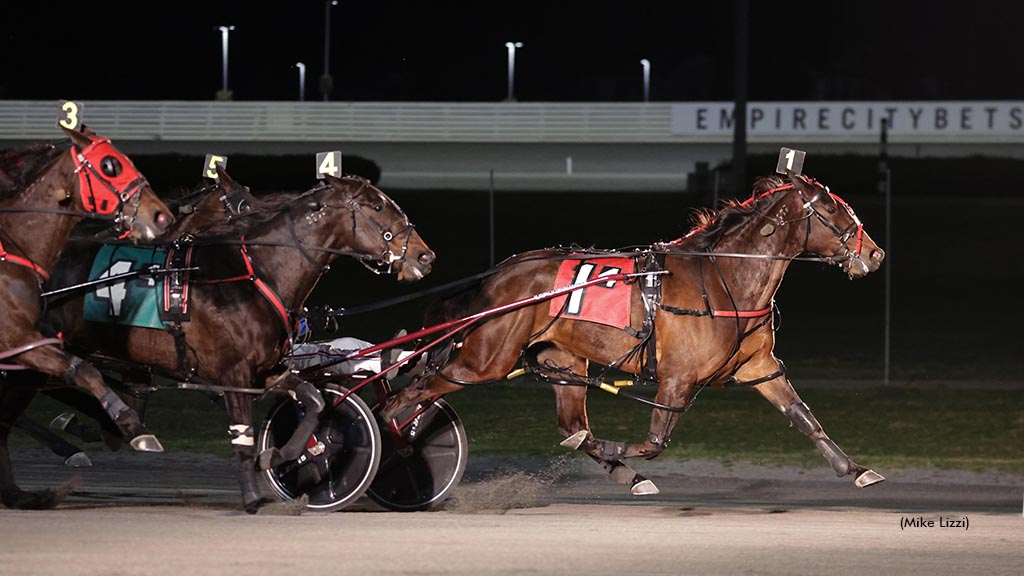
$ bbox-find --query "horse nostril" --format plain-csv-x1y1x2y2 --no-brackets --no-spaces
870,249,884,261
156,212,169,226
418,252,434,266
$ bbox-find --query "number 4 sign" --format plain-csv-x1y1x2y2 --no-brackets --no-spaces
775,147,806,176
315,151,342,179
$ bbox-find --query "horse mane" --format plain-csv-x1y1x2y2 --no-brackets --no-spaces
676,175,787,249
0,142,68,199
198,188,309,237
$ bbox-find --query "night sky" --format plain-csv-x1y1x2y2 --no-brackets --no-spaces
3,1,1022,103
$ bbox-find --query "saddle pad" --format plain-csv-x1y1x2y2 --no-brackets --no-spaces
548,257,633,329
83,245,167,329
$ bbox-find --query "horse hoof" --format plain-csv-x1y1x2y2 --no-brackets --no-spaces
129,434,165,453
50,412,78,432
630,479,660,496
855,469,886,488
559,430,590,450
64,452,93,468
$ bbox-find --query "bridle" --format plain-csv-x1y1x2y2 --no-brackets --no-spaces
70,137,151,238
742,179,867,274
198,176,419,350
0,139,151,280
311,176,417,275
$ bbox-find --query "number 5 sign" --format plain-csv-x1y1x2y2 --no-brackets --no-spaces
315,151,342,179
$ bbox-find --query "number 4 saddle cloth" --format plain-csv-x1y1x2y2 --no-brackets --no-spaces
548,256,634,329
83,244,193,329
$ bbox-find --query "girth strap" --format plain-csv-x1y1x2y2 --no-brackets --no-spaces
722,359,787,387
637,252,663,382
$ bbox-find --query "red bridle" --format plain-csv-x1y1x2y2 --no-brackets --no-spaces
71,137,149,215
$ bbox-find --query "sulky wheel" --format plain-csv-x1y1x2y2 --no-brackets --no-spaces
257,384,381,513
367,398,468,512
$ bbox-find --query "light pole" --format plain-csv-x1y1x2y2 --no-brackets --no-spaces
505,41,523,101
321,0,338,101
216,25,235,100
294,62,306,101
640,58,651,102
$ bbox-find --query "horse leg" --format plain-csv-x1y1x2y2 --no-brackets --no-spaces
257,377,325,471
44,388,126,451
754,374,885,487
14,416,91,467
11,345,161,452
0,386,76,508
555,393,661,495
223,390,272,513
539,347,661,496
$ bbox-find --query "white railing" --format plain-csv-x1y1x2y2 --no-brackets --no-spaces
2,100,1022,145
0,101,681,143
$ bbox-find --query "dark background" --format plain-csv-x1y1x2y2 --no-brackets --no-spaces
3,2,1022,384
3,2,1023,102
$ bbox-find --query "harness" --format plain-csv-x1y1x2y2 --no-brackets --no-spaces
0,234,49,280
146,177,416,382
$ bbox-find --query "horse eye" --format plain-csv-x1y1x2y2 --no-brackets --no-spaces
827,206,836,214
100,156,122,177
374,204,384,212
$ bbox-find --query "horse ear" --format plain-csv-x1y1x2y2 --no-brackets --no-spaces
785,169,810,190
62,125,94,148
322,173,344,188
216,165,236,187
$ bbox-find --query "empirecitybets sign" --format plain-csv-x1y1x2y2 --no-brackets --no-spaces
671,101,1024,138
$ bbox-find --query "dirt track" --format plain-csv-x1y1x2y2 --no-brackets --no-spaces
1,449,1021,575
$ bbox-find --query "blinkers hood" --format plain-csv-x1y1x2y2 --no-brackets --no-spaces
72,136,148,214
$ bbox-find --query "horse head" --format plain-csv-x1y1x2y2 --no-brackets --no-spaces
786,171,884,279
164,166,255,238
314,174,434,281
63,126,173,241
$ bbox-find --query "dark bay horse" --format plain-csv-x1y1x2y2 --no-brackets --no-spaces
15,168,259,455
383,172,886,494
0,128,174,508
19,169,434,512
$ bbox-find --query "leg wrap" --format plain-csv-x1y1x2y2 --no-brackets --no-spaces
228,424,254,447
294,380,324,414
647,432,670,449
814,439,851,476
786,402,852,477
786,402,820,436
64,357,85,385
99,390,131,421
599,439,627,461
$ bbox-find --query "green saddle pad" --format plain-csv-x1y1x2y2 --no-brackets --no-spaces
83,245,168,329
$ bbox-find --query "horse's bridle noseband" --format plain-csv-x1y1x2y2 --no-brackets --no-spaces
315,177,416,275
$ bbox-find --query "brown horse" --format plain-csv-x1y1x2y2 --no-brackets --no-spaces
383,172,886,494
0,127,174,508
13,167,259,456
19,168,434,512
